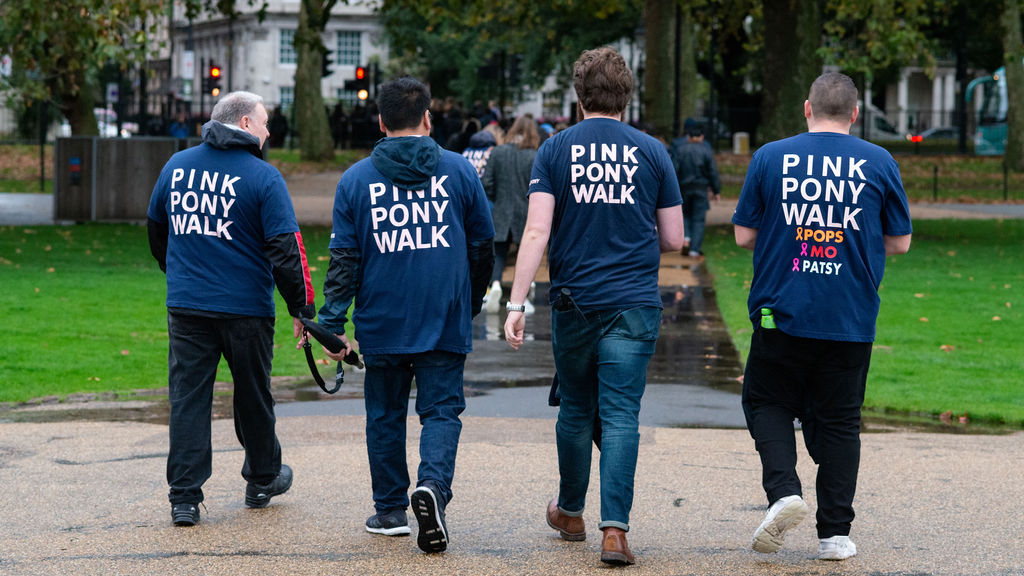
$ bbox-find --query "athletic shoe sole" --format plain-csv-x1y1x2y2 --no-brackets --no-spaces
411,486,448,553
752,497,809,553
171,504,199,527
365,524,412,536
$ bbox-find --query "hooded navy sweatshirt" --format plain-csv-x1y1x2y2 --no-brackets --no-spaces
148,120,315,318
321,136,494,354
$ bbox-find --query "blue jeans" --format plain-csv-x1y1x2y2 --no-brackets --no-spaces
363,350,466,512
683,188,710,254
551,304,661,531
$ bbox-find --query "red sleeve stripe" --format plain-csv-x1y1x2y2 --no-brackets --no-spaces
294,231,315,305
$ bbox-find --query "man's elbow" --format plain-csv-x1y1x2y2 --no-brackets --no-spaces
660,234,684,253
885,234,912,255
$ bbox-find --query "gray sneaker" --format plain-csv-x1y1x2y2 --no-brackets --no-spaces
819,535,857,560
365,509,411,536
752,495,809,553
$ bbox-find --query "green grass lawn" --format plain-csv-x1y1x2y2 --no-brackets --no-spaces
0,223,341,403
703,219,1024,426
3,220,1023,426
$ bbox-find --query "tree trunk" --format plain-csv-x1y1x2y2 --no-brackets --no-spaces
678,6,697,134
295,0,333,162
1001,0,1024,171
759,0,822,144
59,73,99,137
643,0,675,139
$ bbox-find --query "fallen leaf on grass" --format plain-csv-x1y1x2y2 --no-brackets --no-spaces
46,267,55,273
88,376,101,382
920,317,929,322
1007,302,1012,308
940,344,955,352
992,316,1001,321
317,256,329,261
121,350,130,356
940,410,952,423
914,293,925,298
947,251,956,257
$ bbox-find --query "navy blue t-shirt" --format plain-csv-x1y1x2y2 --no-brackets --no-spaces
733,132,913,342
329,151,494,354
148,142,299,318
528,118,682,309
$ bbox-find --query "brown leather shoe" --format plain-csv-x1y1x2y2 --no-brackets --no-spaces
600,527,636,566
546,498,585,541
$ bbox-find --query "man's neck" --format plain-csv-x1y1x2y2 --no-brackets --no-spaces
807,119,852,135
582,112,621,121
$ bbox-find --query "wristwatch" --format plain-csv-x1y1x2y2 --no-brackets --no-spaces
505,301,526,313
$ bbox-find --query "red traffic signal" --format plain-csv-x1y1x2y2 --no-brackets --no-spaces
355,66,366,80
209,65,222,78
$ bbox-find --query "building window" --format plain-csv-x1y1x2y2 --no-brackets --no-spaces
280,86,295,111
335,31,362,66
280,29,297,65
336,88,359,108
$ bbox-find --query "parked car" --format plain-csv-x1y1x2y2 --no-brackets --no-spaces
852,102,902,141
59,108,138,138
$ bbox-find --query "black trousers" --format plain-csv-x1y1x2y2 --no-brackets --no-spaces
741,325,871,538
166,311,281,505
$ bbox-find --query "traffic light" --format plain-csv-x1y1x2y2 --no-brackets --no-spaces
321,50,333,78
345,66,369,99
208,64,222,97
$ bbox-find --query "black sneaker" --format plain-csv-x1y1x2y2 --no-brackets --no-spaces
365,509,412,536
411,483,448,553
171,502,200,526
245,464,293,508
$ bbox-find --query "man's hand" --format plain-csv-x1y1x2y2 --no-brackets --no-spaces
504,311,525,350
293,317,307,349
323,334,353,362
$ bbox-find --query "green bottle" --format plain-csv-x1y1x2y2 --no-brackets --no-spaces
760,307,776,329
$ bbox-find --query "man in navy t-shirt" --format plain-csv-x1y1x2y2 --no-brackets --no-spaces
503,47,683,566
732,72,912,561
148,91,316,526
317,77,494,553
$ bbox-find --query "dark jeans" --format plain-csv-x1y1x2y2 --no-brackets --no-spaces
166,312,281,505
490,230,513,284
741,325,871,538
682,188,710,254
551,303,661,531
363,350,466,513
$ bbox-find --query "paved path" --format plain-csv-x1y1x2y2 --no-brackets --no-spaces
1,416,1021,575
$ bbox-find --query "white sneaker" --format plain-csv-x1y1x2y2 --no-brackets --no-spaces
752,495,809,553
523,298,535,315
818,535,857,560
483,281,502,313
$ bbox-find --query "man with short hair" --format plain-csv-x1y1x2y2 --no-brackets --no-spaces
148,91,315,526
504,46,683,566
733,72,912,560
318,77,494,554
671,117,720,258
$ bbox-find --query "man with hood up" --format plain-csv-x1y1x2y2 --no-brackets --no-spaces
317,77,494,554
147,91,316,527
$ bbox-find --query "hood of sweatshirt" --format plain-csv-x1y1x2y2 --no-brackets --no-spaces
201,120,263,159
370,136,442,190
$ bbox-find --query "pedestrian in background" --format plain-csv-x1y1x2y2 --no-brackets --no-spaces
671,117,721,259
147,91,316,527
481,114,540,313
317,77,494,554
733,72,912,561
503,47,682,566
